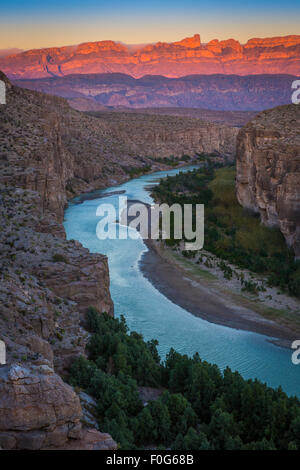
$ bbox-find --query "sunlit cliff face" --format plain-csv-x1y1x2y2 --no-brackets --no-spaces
0,34,299,79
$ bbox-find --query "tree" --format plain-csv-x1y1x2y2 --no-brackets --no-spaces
137,407,155,445
148,400,171,444
208,409,236,450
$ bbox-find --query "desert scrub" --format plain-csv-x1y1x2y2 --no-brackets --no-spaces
52,253,69,263
122,165,152,178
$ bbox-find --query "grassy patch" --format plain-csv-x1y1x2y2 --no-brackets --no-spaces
166,249,217,281
122,165,152,178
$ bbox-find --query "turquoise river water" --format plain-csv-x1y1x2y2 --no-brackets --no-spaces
64,166,300,397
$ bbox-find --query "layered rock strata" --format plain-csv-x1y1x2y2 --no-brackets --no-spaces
1,34,299,79
236,104,300,257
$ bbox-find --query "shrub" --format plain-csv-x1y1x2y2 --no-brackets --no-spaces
52,253,68,263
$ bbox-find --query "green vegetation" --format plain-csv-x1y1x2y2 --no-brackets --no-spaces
52,253,68,263
69,308,300,450
152,165,300,298
148,155,191,167
122,165,152,178
147,152,220,167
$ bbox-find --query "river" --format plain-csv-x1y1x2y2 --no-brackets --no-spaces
64,166,300,397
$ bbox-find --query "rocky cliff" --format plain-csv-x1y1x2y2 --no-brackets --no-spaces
0,72,121,449
0,72,148,222
14,73,299,112
87,111,239,160
1,34,299,79
236,104,300,257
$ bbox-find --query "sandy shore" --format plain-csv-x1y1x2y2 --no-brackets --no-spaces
139,238,297,349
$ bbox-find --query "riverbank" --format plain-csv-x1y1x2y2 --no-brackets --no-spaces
65,167,300,397
139,238,298,349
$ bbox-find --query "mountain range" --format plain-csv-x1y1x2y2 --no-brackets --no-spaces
1,34,300,79
14,73,298,111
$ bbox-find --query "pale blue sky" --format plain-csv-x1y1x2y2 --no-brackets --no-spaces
0,0,299,49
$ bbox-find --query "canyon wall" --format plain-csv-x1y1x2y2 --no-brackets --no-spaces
0,72,145,222
87,111,239,160
236,104,300,257
1,34,299,79
0,73,118,449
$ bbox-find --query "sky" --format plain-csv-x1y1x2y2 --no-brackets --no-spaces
0,0,300,50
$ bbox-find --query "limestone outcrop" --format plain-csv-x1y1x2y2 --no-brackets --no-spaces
236,104,300,257
0,364,118,450
0,364,82,450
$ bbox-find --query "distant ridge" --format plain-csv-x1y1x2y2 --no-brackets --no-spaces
1,34,299,79
13,73,299,111
0,48,23,58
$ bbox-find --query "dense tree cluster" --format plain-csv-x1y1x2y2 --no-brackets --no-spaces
152,165,300,298
122,165,152,178
69,308,300,450
148,154,192,167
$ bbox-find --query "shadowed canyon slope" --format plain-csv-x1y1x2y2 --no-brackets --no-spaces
14,73,298,111
85,111,238,159
1,34,300,79
236,104,300,257
0,72,118,449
